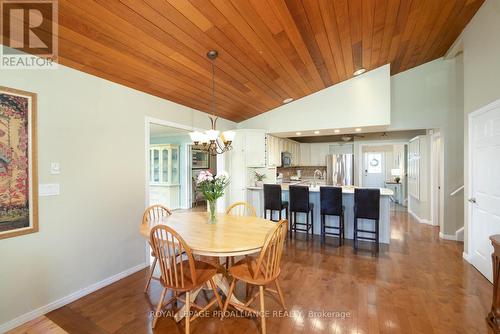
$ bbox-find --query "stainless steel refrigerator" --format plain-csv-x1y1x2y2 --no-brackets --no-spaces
326,154,354,186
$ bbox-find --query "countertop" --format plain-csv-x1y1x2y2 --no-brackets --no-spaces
247,184,394,196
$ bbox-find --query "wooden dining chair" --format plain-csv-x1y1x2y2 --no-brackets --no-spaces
150,225,223,333
225,201,257,217
224,202,257,269
222,220,288,334
142,205,172,293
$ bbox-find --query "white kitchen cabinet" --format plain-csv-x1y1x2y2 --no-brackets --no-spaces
290,141,300,166
299,143,311,166
266,135,281,167
309,143,329,166
228,129,267,204
266,135,300,166
244,129,266,167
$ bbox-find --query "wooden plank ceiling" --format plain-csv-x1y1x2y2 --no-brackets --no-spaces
56,0,484,122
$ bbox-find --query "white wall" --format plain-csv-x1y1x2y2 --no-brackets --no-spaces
238,64,391,133
389,57,464,235
461,0,500,252
0,64,235,329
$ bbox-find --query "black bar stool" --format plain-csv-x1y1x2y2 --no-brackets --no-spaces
263,184,288,222
289,185,314,238
319,186,344,244
353,188,380,253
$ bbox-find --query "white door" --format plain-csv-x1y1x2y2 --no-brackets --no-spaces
469,100,500,282
363,152,385,187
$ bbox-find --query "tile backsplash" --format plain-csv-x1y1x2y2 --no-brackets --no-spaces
277,166,327,180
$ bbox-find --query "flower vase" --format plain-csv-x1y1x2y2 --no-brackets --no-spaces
208,200,217,223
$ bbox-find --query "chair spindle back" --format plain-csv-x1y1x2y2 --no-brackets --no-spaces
254,220,288,282
143,205,171,224
150,225,196,289
225,201,257,217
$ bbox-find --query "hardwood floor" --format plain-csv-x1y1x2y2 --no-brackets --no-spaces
18,205,493,333
7,316,67,334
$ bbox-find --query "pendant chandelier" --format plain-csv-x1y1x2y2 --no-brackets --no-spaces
189,50,235,156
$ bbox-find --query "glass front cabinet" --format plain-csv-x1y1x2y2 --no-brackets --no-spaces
149,144,180,186
149,144,181,209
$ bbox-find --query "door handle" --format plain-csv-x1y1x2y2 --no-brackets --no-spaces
468,198,476,204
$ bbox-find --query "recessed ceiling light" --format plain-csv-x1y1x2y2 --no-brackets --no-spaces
283,97,294,104
353,68,366,76
314,130,320,135
355,128,362,132
296,132,302,135
334,129,340,133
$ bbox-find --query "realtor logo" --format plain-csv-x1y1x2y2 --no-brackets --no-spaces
0,0,58,69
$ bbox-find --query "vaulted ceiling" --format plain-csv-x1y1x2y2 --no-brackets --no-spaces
56,0,484,122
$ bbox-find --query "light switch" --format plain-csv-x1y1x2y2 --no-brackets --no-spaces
50,162,60,174
39,183,60,196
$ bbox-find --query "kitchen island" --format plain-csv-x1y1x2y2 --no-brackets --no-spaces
247,184,394,244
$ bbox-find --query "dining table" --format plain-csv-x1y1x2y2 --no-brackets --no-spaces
140,211,276,322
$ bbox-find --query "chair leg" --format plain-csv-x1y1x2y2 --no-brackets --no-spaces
222,279,236,319
145,257,157,293
209,278,223,310
279,209,281,221
340,214,344,245
275,280,286,310
152,287,167,328
305,212,309,240
259,285,266,334
353,217,358,250
321,214,325,243
311,209,314,236
293,212,297,237
185,291,191,334
375,219,380,254
285,207,288,220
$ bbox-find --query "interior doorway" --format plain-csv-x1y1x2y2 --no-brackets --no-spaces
190,146,217,211
358,142,408,207
145,117,208,212
148,123,191,210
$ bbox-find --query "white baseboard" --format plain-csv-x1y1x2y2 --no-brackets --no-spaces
439,227,465,242
407,207,433,225
0,262,148,333
463,251,472,263
439,231,457,240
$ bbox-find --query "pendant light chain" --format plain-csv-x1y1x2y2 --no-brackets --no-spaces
211,58,216,118
189,50,235,155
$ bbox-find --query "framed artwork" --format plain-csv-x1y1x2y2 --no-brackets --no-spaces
0,86,38,239
191,149,209,169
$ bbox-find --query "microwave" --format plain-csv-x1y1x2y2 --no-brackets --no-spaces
281,152,292,167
